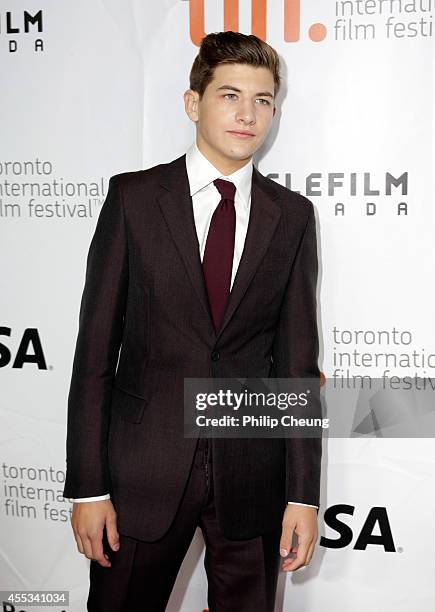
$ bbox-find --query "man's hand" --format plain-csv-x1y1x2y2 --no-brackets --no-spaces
280,504,318,572
71,500,119,567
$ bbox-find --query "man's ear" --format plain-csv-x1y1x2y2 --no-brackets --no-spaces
184,89,199,122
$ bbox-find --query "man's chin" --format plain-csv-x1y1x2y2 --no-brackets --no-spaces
224,147,256,161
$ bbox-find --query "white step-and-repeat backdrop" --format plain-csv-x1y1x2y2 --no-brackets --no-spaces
1,1,434,610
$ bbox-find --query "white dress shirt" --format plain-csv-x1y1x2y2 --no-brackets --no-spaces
69,140,318,510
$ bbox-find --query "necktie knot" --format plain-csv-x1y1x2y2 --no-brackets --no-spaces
213,178,236,202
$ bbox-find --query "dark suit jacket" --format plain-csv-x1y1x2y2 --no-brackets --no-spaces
63,153,322,541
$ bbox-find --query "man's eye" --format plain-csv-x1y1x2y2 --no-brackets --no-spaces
223,94,271,105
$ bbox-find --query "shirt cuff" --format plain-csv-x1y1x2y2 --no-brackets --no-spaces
287,501,319,508
68,494,111,503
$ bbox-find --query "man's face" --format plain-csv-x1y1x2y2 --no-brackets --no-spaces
184,62,276,173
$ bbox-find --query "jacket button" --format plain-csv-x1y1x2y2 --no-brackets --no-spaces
211,350,220,361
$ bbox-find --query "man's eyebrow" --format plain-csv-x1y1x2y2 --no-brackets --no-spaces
216,85,274,99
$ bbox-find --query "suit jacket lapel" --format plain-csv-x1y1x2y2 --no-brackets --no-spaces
157,154,215,337
156,154,282,342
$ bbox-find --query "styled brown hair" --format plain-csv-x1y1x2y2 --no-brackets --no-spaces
189,31,281,99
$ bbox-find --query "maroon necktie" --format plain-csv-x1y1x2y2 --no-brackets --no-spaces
202,178,236,332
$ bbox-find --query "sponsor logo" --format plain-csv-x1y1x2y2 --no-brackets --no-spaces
0,10,44,53
188,0,326,46
321,504,397,552
0,327,47,369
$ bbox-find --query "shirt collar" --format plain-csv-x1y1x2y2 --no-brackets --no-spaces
185,140,253,209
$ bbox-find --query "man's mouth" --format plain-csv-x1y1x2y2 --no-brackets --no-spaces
227,131,255,138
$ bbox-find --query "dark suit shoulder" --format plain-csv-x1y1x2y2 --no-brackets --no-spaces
110,162,164,188
274,178,313,210
106,162,172,214
108,153,185,193
258,170,314,218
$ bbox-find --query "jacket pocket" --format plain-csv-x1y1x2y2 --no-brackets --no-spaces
111,384,148,424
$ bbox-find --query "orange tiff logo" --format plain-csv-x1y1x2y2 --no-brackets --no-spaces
188,0,327,46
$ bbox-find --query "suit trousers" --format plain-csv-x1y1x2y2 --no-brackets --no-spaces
87,437,282,612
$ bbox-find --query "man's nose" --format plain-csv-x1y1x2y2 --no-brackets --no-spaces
235,100,256,124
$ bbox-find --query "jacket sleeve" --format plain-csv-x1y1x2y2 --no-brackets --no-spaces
63,175,129,499
271,200,322,509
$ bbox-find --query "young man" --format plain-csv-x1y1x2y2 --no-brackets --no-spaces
63,31,322,612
